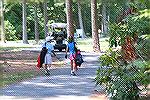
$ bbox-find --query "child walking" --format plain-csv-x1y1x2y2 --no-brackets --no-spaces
65,36,77,76
43,36,56,75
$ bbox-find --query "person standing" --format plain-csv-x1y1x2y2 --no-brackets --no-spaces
43,36,56,75
65,36,77,76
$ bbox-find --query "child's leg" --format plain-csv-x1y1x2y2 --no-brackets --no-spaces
44,54,48,71
44,64,48,69
44,64,49,74
47,64,51,70
71,60,77,72
70,55,77,75
70,60,73,73
72,60,77,76
73,60,78,71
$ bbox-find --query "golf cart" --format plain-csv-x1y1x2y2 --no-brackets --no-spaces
47,23,67,51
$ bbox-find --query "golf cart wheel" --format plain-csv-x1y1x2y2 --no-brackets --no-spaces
59,49,62,52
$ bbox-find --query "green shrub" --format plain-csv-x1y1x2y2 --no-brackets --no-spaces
135,35,150,61
95,49,150,100
4,20,18,41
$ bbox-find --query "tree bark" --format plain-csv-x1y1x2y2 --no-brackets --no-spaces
66,0,74,37
34,3,39,43
77,0,85,38
1,0,5,42
22,0,28,44
101,1,108,37
43,0,48,38
91,0,100,52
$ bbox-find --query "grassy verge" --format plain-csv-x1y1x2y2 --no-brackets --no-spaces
0,70,38,88
0,46,39,88
76,38,109,52
0,47,31,51
0,38,109,52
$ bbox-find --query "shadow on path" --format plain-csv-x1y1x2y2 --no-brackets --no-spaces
0,52,105,99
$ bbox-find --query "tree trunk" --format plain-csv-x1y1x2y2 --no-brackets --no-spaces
22,0,28,44
77,0,85,38
1,0,5,42
101,1,108,37
120,0,137,61
66,0,74,37
34,3,39,43
43,0,48,38
91,0,100,52
122,36,137,61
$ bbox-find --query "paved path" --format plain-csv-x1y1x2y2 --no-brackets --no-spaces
0,52,106,100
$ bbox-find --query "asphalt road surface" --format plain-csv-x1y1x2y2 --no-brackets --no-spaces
0,51,105,100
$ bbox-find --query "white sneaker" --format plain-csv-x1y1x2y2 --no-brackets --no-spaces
45,69,50,75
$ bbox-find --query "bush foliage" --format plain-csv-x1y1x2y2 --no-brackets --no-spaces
95,6,150,100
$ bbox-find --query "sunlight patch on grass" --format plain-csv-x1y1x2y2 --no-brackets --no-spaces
76,38,109,52
0,71,36,87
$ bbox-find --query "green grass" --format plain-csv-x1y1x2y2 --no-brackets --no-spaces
76,38,109,52
0,47,31,51
0,70,38,87
0,38,109,52
0,40,43,49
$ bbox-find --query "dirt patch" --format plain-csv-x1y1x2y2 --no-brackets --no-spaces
0,50,63,74
89,90,108,100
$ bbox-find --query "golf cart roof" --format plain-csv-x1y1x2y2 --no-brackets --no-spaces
47,23,67,28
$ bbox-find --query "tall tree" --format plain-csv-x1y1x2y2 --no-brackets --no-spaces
28,0,44,42
91,0,100,52
43,0,48,38
0,0,5,42
22,0,28,44
34,3,39,43
77,0,85,38
101,0,108,37
66,0,74,36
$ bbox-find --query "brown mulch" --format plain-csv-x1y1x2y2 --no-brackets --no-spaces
0,50,63,74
